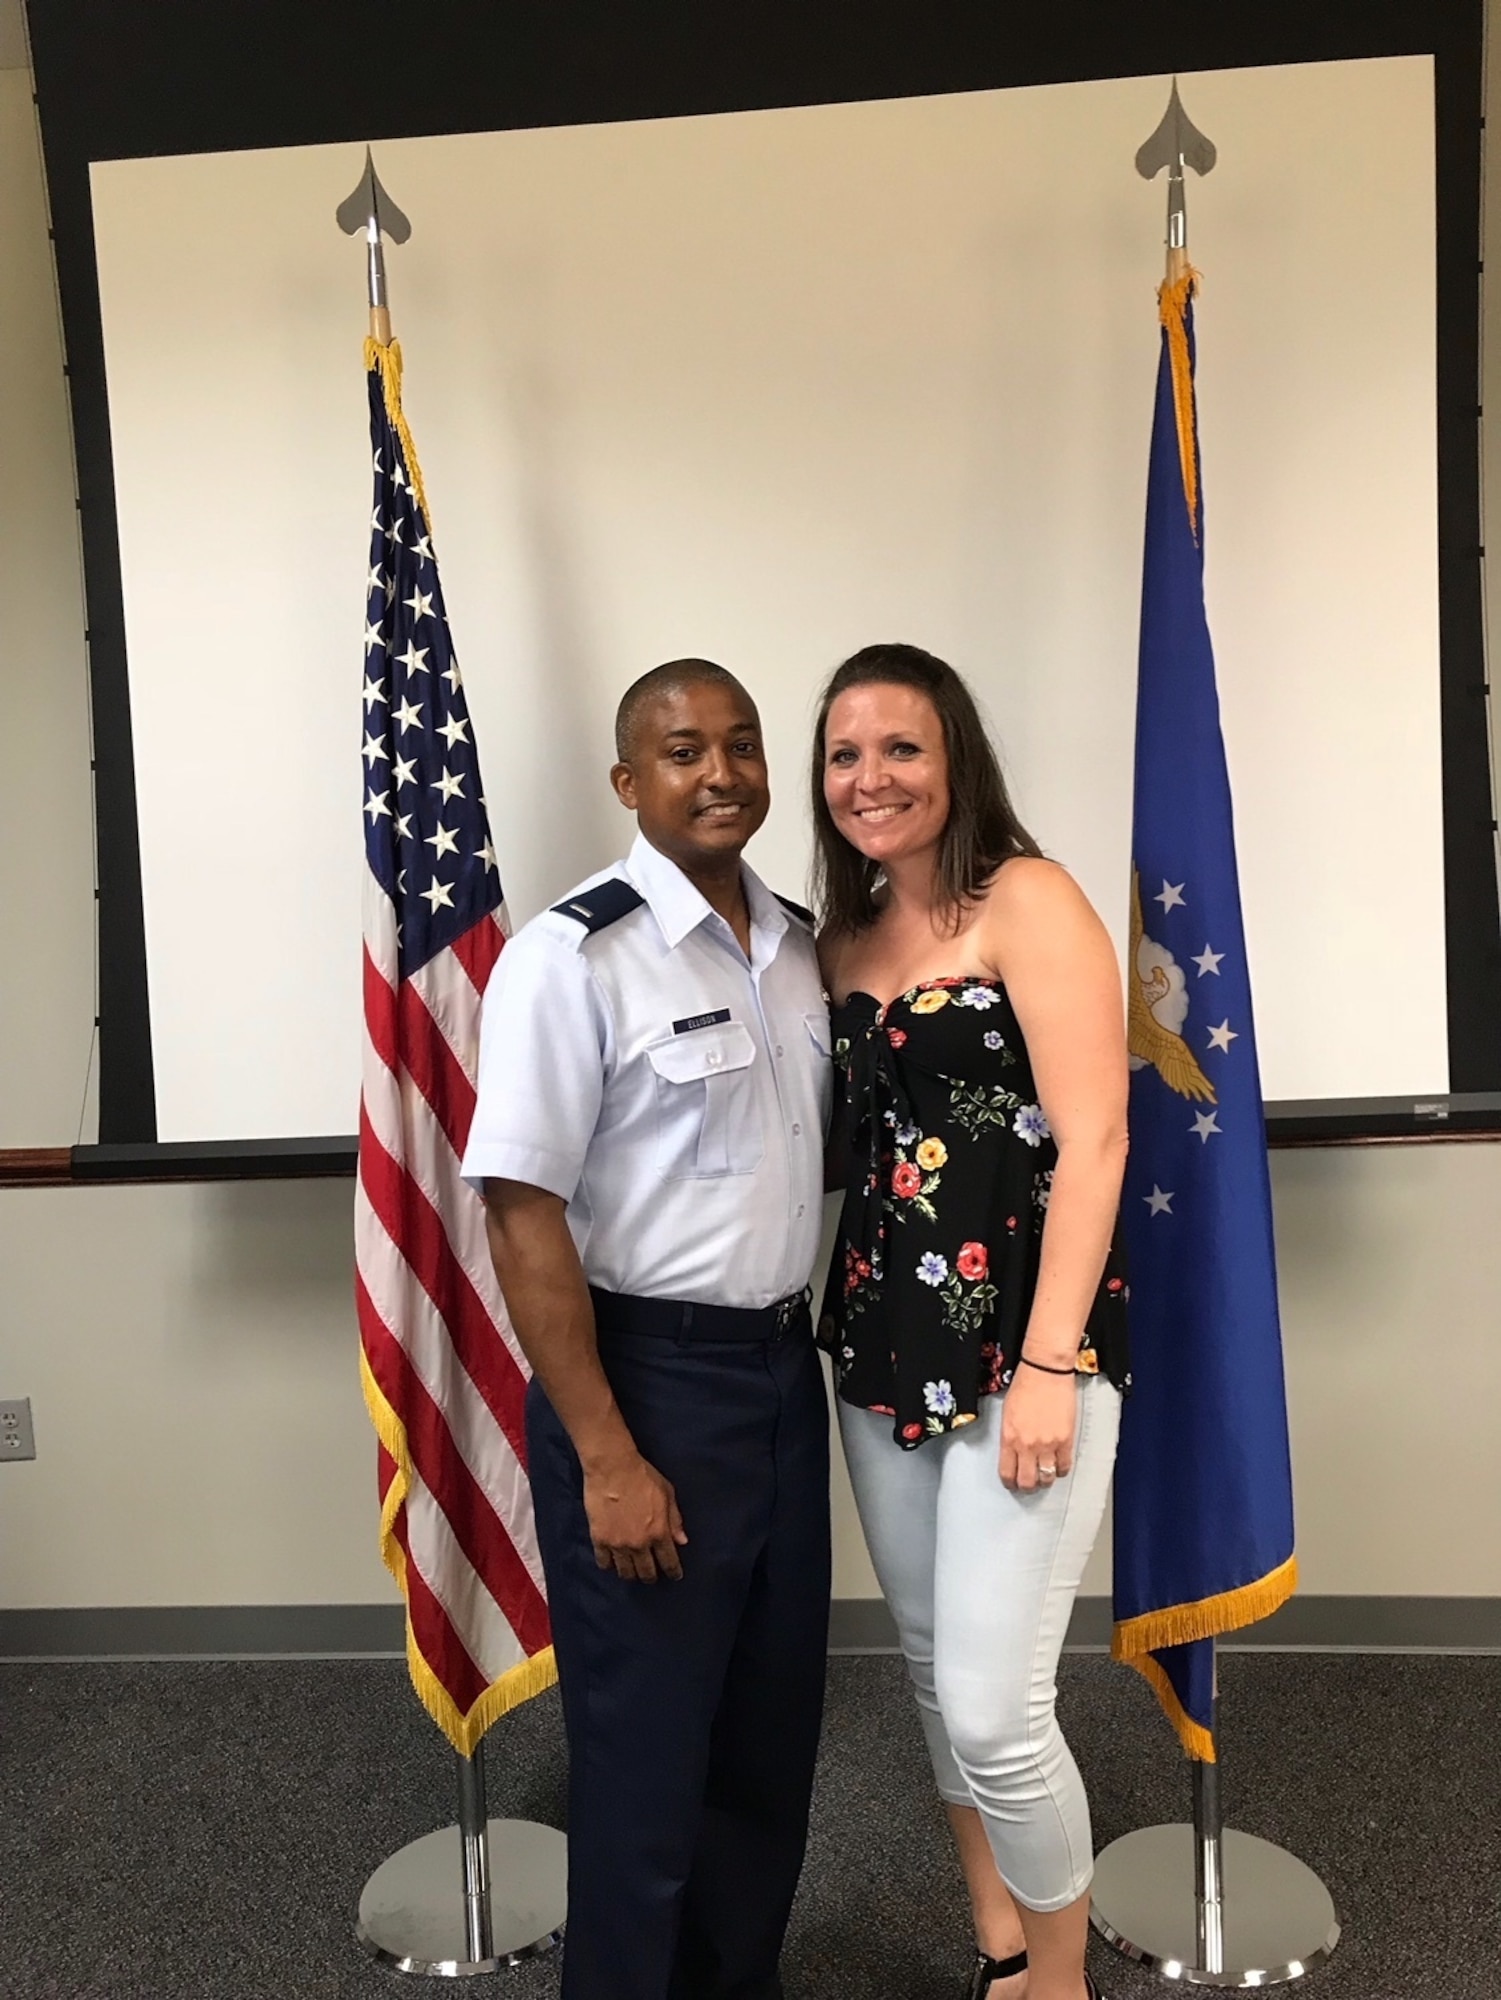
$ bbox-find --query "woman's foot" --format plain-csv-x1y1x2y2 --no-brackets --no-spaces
963,1944,1028,1998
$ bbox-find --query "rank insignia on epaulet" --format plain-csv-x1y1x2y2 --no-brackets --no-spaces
551,879,646,933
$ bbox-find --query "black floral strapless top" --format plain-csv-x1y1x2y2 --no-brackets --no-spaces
817,977,1131,1449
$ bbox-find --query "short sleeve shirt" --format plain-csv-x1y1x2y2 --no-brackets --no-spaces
460,832,832,1309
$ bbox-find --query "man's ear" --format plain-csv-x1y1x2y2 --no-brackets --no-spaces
611,761,637,810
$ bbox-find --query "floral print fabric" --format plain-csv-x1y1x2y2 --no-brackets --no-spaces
818,978,1131,1449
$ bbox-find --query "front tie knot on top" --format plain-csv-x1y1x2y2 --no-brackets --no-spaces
818,978,1130,1449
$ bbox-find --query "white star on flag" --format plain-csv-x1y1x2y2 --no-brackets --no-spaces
476,840,497,872
364,789,391,822
391,753,419,789
404,588,434,621
362,675,386,710
438,716,471,749
419,877,456,912
1207,1020,1238,1053
393,697,424,733
362,731,389,767
433,767,465,802
1154,881,1186,912
364,621,385,656
1145,1185,1175,1215
1192,943,1224,976
1190,1111,1222,1142
396,642,429,676
425,823,460,858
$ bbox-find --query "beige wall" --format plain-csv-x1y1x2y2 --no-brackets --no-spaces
2,39,1499,1613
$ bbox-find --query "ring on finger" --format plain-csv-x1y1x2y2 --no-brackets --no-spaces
1038,1462,1058,1481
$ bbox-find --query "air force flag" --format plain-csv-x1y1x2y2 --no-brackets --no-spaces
1114,273,1298,1758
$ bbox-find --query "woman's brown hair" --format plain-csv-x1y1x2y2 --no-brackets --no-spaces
810,642,1041,935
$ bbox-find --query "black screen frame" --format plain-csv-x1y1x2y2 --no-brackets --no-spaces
25,0,1498,1161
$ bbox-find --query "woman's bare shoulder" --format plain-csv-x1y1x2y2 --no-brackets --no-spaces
980,856,1113,966
984,854,1092,918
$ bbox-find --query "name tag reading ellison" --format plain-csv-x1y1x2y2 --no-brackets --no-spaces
673,1009,732,1035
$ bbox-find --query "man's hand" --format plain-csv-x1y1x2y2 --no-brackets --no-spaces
584,1452,689,1581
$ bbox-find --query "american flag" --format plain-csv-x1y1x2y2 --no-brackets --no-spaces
354,339,554,1752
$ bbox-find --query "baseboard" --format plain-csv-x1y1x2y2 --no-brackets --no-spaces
2,1595,1497,1662
830,1594,1501,1654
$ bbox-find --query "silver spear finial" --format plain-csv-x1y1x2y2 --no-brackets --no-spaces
336,147,412,339
1136,80,1216,280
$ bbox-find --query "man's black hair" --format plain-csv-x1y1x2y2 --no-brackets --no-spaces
613,658,754,761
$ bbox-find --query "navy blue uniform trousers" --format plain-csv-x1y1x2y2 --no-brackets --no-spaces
525,1296,831,2000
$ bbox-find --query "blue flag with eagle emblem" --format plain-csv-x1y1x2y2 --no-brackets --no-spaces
1113,273,1297,1758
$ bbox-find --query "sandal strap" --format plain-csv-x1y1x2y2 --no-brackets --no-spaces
966,1944,1029,1993
981,1948,1029,1980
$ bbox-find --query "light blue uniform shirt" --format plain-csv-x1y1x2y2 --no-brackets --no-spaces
462,832,832,1310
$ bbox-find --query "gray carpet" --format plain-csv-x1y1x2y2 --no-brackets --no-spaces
1,1653,1495,1998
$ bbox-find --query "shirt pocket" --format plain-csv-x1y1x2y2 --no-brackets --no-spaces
646,1021,765,1179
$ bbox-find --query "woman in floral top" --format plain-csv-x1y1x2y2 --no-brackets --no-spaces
813,644,1129,2000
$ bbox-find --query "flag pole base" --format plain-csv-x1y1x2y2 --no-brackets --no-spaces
1089,1824,1339,1987
355,1818,566,1977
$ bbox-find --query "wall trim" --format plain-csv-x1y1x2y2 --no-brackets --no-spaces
2,1596,1498,1662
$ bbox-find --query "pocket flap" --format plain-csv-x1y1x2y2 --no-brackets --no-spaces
647,1020,757,1084
804,1009,832,1056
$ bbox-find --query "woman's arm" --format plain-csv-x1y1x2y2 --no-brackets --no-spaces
983,858,1129,1486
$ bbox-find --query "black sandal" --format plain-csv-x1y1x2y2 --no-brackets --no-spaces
1085,1972,1111,1999
963,1947,1027,1997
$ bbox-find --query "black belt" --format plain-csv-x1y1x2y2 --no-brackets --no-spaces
589,1286,812,1344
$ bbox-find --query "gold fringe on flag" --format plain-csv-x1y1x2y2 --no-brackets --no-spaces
361,1345,558,1757
1158,268,1202,543
1111,1552,1299,1760
364,337,435,540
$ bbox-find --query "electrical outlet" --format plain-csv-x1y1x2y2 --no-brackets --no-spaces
0,1399,36,1462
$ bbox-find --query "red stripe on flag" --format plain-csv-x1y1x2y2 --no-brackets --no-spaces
364,945,399,1076
385,1485,491,1716
358,1107,529,1462
451,917,504,995
397,979,477,1160
357,1274,549,1655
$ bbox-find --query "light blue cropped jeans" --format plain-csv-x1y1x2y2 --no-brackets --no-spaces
838,1376,1120,1911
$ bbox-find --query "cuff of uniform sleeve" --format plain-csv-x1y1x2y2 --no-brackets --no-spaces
459,1141,581,1204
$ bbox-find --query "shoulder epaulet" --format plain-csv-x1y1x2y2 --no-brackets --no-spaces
551,878,646,934
775,892,815,928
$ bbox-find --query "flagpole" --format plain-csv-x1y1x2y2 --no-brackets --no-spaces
1087,86,1338,1987
339,148,567,1977
1192,1681,1225,1974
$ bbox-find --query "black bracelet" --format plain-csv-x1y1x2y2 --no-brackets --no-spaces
1019,1354,1076,1377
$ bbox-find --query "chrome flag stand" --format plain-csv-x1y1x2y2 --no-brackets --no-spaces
1090,1679,1339,1986
356,1749,566,1976
339,149,567,1974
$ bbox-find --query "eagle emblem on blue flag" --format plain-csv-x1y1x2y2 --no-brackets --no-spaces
1127,870,1215,1102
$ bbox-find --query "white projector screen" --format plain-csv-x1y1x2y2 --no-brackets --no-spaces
89,55,1442,1143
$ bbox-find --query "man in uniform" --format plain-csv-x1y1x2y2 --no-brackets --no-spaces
462,659,832,2000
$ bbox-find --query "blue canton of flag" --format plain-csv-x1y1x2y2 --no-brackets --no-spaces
361,369,501,970
1113,275,1297,1759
